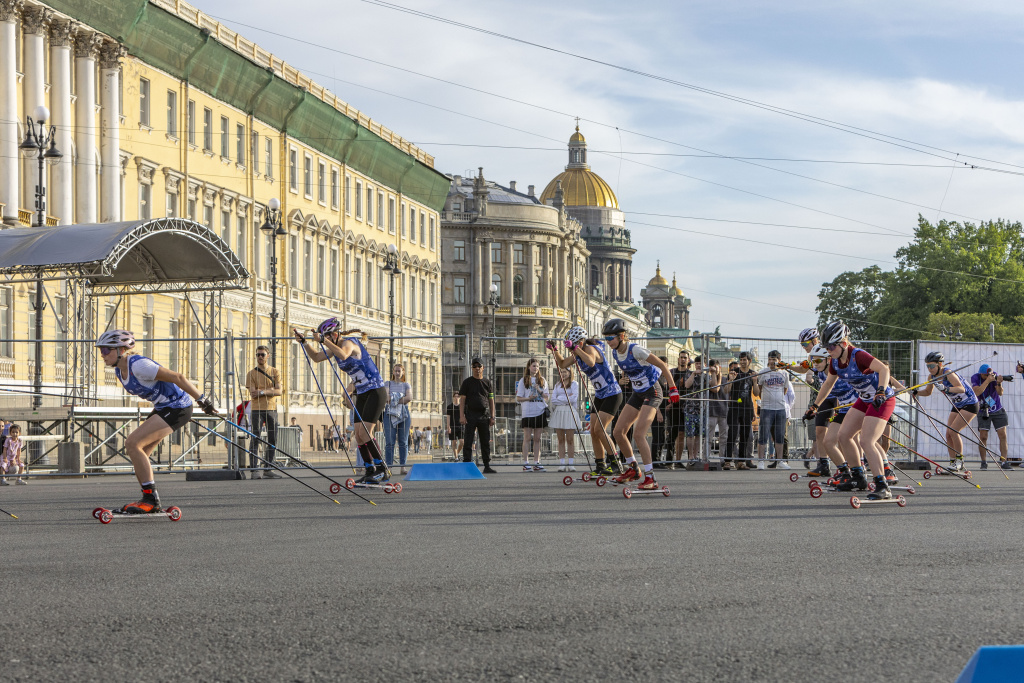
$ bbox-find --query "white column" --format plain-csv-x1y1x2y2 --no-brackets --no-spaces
480,238,492,305
0,0,22,225
99,42,124,222
74,30,100,224
525,243,535,303
49,19,73,226
21,7,47,213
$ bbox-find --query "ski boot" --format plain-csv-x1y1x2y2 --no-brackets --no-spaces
837,467,867,492
949,458,964,472
121,486,161,514
376,463,391,482
356,466,376,484
637,474,659,491
866,476,892,501
612,461,641,484
883,467,899,485
807,460,832,478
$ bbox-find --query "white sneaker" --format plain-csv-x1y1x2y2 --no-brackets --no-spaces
778,461,792,470
557,465,566,472
534,464,546,471
756,460,767,470
568,465,577,472
15,478,27,485
0,479,8,486
523,464,533,471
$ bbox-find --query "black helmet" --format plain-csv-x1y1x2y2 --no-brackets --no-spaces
925,351,944,364
768,349,781,359
602,318,627,336
820,321,849,345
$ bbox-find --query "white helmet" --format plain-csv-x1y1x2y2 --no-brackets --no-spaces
95,329,135,349
565,325,588,347
798,327,819,342
808,344,829,359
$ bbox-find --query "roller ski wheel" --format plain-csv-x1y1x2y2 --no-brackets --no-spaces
95,506,182,523
596,476,607,487
393,482,403,493
806,480,819,489
963,470,972,480
330,482,342,494
789,472,799,482
850,495,906,509
563,475,574,487
809,486,823,499
383,483,394,494
344,478,356,490
581,472,592,482
922,470,932,479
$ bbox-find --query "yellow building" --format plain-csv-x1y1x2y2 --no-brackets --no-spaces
0,0,450,439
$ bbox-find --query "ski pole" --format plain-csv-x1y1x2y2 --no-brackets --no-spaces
325,346,393,481
903,402,981,486
0,506,17,519
886,433,980,489
936,391,1009,481
293,338,358,474
216,414,377,504
192,419,362,505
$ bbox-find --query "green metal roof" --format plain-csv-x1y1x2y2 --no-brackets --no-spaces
47,0,450,212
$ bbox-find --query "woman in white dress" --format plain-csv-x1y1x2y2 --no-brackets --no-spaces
549,367,581,472
516,358,550,471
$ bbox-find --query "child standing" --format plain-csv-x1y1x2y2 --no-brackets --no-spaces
0,424,26,485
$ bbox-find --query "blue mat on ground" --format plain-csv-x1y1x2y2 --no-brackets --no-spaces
404,463,485,481
956,646,1024,682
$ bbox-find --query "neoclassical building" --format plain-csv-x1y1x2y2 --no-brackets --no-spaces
0,0,449,442
540,127,635,303
641,264,691,331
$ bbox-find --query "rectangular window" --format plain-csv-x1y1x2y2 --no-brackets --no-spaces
388,197,395,235
236,214,247,267
410,277,417,318
251,130,259,172
420,214,426,245
410,210,416,243
420,278,426,320
429,217,435,250
491,243,502,263
203,108,213,151
331,169,339,209
165,89,177,138
303,239,312,290
142,315,154,358
355,181,362,219
138,183,151,220
139,77,150,127
453,240,465,261
203,204,213,229
220,116,229,157
513,243,524,264
187,99,195,145
0,287,12,357
265,138,273,178
289,235,298,287
365,261,373,307
304,155,313,197
168,320,179,372
221,210,231,244
165,192,177,218
187,198,196,220
345,253,351,298
236,123,245,166
253,221,261,277
289,149,297,191
378,269,384,310
265,232,273,279
517,325,529,354
366,187,373,225
453,324,466,353
330,247,338,298
318,161,326,203
377,192,384,231
344,175,352,214
400,203,406,237
430,281,436,322
353,258,361,302
318,244,326,294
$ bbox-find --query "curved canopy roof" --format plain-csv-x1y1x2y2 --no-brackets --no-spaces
0,218,248,294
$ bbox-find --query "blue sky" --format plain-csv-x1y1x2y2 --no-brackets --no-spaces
211,0,1024,340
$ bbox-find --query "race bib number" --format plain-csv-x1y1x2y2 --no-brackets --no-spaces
592,376,606,392
631,377,646,390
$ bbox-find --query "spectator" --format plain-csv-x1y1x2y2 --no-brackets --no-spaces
517,357,550,471
289,416,304,453
727,353,757,469
413,427,422,453
754,350,794,470
458,358,497,473
0,423,25,485
669,350,692,468
383,363,412,475
445,395,464,459
423,426,433,455
706,359,730,467
245,345,282,480
682,355,709,464
651,359,670,468
972,364,1009,470
549,366,580,472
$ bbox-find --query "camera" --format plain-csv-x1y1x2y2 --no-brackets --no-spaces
1002,374,1015,382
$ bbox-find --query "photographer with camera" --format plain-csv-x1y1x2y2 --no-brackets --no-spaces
972,364,1012,469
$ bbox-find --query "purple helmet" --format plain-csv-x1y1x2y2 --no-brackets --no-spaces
316,317,341,336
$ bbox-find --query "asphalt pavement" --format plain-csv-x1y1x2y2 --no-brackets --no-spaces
2,465,1023,682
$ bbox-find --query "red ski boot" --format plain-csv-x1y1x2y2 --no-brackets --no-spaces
612,462,640,484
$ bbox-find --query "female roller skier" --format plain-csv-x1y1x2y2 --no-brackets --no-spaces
548,325,623,476
602,318,678,490
805,321,894,499
97,329,217,513
913,351,978,473
294,319,388,483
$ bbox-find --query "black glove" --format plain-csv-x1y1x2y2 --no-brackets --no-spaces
803,405,818,421
196,394,218,416
911,388,918,398
871,392,886,409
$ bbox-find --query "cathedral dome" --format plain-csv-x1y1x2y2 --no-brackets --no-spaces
540,126,620,209
648,265,669,287
669,274,684,297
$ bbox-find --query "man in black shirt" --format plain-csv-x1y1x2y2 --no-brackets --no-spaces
727,352,757,469
458,358,497,473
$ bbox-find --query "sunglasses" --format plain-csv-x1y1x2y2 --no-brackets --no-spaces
256,353,267,357
925,362,938,368
826,343,841,351
99,347,117,356
604,335,619,342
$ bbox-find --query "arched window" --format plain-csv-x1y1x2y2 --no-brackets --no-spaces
674,312,682,328
513,274,524,305
652,304,663,328
491,273,502,300
590,264,600,295
535,273,543,304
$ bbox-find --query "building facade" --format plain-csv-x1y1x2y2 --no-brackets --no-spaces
0,0,449,439
640,264,691,331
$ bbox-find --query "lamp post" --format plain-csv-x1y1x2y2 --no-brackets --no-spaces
382,243,401,371
488,282,499,386
20,106,62,410
259,197,286,366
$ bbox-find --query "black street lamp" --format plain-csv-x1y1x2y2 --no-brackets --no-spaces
382,243,401,371
259,197,286,366
20,105,62,410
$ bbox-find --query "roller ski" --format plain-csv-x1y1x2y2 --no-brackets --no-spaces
563,460,613,487
340,476,402,494
849,476,906,508
790,460,831,483
621,473,670,499
92,502,182,524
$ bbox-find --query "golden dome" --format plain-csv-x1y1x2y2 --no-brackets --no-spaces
569,126,586,144
648,265,669,287
670,274,684,297
539,169,619,208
